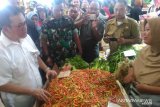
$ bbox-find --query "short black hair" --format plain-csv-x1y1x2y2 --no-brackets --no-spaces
0,6,24,28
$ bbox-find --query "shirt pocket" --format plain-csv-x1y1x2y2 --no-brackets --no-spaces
28,49,39,66
123,25,130,38
12,53,28,78
106,25,117,36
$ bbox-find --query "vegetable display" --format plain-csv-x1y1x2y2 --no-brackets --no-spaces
65,55,89,70
42,69,128,107
107,45,137,73
90,58,109,71
64,45,137,73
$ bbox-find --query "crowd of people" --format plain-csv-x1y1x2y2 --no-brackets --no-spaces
0,0,160,107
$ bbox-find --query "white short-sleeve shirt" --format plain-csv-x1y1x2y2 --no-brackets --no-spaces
0,32,42,107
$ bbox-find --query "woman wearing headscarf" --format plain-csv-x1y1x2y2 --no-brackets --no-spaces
26,11,40,51
123,17,160,107
36,5,47,33
26,11,48,84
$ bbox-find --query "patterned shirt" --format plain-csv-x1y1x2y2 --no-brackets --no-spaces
41,16,77,67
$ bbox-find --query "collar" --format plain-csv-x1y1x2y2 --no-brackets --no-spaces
110,16,129,25
122,16,129,24
0,31,20,47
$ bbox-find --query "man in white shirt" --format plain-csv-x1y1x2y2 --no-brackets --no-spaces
0,6,57,107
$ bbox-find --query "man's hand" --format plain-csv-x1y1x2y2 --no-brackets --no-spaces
103,36,110,43
31,89,51,103
134,82,148,93
123,67,134,84
79,14,88,23
117,38,126,45
75,14,89,28
46,69,57,80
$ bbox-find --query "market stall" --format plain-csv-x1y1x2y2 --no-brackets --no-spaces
41,69,131,107
33,42,148,107
33,50,140,107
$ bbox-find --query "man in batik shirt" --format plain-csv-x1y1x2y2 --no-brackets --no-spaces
40,0,82,67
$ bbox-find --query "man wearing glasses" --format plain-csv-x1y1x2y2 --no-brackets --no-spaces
0,6,57,107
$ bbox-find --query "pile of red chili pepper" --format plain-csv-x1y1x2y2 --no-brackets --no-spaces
43,69,127,107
